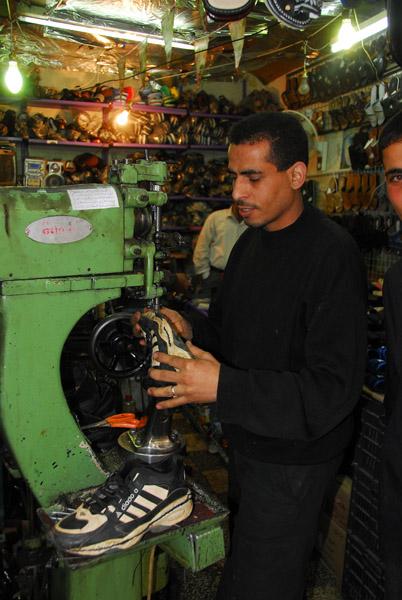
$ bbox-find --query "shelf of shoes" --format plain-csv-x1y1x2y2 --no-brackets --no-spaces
0,96,242,151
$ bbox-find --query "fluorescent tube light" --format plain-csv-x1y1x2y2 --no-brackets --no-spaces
331,10,388,54
19,15,194,50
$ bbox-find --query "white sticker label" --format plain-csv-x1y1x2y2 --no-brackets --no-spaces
68,186,120,210
26,216,93,244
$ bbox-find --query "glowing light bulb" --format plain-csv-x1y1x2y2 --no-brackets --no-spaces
336,18,356,51
5,60,22,94
298,71,310,96
116,109,129,126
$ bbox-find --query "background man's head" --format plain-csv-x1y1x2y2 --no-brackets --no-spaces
379,111,402,161
229,111,309,171
379,111,402,220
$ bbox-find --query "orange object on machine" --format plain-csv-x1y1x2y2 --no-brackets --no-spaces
81,413,147,429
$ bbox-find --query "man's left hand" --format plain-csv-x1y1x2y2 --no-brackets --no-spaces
147,342,220,409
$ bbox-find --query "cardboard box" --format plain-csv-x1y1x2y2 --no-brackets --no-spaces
316,513,347,581
322,474,352,530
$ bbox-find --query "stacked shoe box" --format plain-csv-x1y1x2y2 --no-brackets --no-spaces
342,392,386,600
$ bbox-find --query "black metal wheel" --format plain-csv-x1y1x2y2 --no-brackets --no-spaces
89,312,149,378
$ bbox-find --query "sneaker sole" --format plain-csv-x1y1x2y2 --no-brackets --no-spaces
59,490,193,556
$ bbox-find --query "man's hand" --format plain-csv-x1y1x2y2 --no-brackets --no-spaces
159,307,193,341
147,342,220,409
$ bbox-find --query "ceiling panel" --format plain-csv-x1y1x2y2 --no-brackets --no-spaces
0,1,388,87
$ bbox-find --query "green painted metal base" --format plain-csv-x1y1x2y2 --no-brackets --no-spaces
42,478,228,600
51,546,169,600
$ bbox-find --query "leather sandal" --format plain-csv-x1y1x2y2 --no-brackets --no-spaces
351,172,362,211
339,175,348,209
343,173,355,211
367,172,379,210
373,82,386,126
365,86,378,127
359,172,370,209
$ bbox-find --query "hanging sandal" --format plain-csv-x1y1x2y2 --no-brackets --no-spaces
359,172,370,209
351,172,362,211
339,175,349,210
325,177,337,214
343,172,355,211
367,172,379,210
364,85,378,128
372,82,386,126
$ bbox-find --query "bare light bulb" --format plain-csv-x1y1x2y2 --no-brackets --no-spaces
116,108,129,126
337,18,356,51
5,60,22,94
298,71,310,96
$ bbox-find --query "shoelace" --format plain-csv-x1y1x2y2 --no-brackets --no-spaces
294,0,321,17
85,471,128,513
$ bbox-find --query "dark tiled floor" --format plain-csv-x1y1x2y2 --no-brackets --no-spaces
171,409,344,600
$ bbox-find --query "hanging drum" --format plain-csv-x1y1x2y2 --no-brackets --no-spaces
263,0,322,31
202,0,256,22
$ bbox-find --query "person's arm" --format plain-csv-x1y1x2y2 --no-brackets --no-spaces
193,214,215,278
148,282,366,425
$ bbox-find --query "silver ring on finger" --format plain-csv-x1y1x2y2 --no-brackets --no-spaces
171,385,177,398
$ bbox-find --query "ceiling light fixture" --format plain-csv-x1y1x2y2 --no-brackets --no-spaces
298,41,310,96
18,15,194,50
331,10,388,54
5,57,23,94
335,15,355,51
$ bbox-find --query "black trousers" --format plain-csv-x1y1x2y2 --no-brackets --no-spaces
216,448,342,600
379,404,402,600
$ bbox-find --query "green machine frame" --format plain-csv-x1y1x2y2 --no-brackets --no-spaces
0,160,227,599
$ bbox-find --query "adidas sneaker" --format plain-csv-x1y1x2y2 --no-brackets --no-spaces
139,311,193,389
140,311,193,361
50,455,193,556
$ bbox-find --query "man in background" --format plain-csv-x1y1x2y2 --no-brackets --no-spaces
378,111,402,600
192,201,247,298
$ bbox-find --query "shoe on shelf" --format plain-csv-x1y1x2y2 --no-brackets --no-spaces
50,455,193,556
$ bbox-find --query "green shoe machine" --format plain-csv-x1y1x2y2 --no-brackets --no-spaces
0,158,227,599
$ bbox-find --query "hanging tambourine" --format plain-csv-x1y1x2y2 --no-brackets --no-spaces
201,0,256,22
263,0,321,31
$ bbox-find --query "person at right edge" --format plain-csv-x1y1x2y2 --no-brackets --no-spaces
132,111,368,600
378,111,402,600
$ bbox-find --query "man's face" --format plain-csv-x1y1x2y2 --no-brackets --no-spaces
228,140,305,232
383,142,402,220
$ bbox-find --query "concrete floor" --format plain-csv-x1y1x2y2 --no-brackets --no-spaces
171,409,344,600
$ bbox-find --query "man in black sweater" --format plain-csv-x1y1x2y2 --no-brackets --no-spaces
378,111,402,600
133,111,368,599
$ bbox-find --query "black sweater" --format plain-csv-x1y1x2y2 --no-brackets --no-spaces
191,203,368,464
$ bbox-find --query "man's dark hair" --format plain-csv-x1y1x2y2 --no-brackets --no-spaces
229,110,309,170
379,110,402,160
